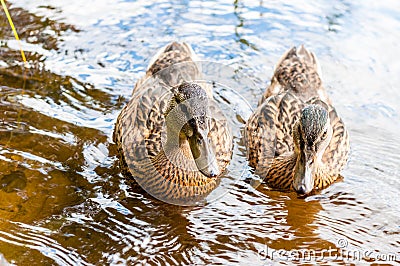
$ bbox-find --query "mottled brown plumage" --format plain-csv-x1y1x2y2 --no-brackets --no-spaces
114,42,232,204
259,45,330,105
246,46,349,194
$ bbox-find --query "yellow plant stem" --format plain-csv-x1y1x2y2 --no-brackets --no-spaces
1,0,28,135
1,0,28,67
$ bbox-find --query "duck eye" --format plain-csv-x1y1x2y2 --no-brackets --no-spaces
197,138,203,145
321,130,328,139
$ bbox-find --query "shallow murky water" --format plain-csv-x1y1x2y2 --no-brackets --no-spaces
0,0,399,265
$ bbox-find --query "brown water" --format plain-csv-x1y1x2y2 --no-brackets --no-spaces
0,0,399,265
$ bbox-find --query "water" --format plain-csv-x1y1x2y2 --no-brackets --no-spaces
0,0,399,264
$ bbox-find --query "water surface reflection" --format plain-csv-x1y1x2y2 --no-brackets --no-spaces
0,0,399,264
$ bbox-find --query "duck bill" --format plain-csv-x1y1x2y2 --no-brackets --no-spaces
189,130,220,178
293,151,315,195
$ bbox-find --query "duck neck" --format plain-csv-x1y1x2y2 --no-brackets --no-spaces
265,153,298,190
313,167,337,190
152,134,215,187
162,134,198,172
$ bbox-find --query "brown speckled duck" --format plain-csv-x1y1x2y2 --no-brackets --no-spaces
114,42,232,204
245,46,349,195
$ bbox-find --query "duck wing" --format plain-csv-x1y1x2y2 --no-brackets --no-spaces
260,45,330,105
246,92,304,172
207,101,233,171
133,42,203,96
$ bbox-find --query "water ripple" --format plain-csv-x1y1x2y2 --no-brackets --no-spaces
0,0,399,265
0,222,92,265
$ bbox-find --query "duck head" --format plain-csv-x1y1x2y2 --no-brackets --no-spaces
165,82,220,178
292,104,332,195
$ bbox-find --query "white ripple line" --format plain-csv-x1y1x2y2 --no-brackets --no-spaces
0,230,93,266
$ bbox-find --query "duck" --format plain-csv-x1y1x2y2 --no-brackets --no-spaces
245,45,349,195
113,42,232,204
